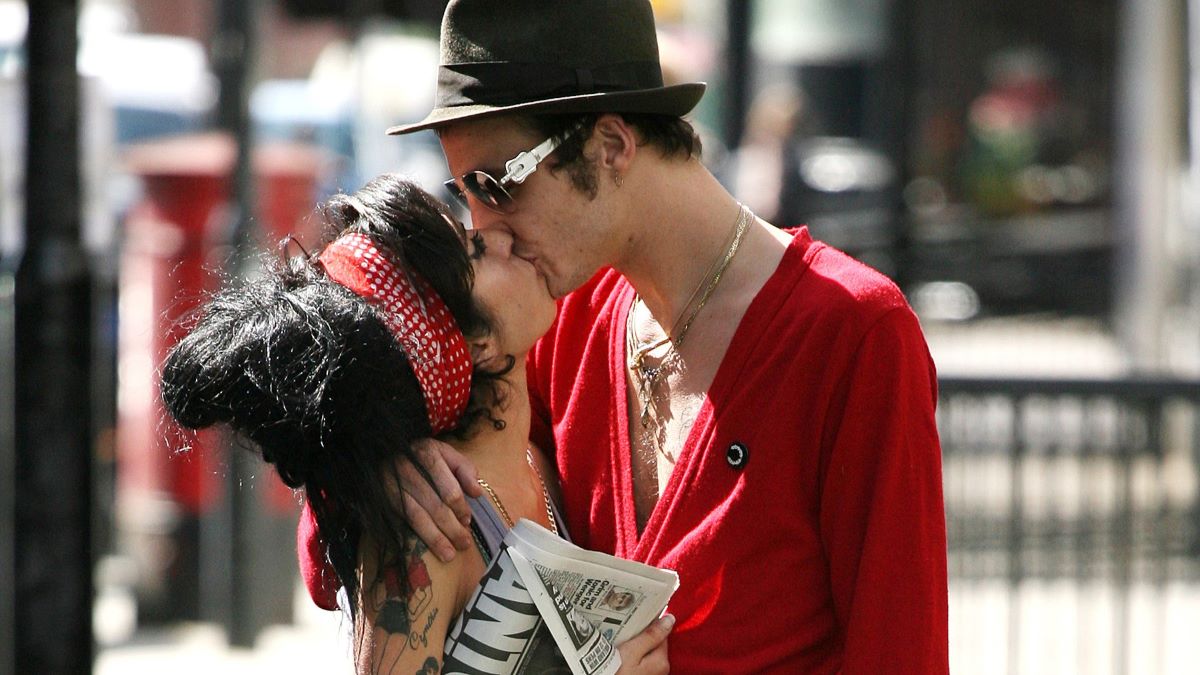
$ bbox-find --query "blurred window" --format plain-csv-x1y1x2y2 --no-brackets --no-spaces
901,0,1117,317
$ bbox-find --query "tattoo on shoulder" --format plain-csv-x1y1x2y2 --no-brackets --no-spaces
415,656,440,674
371,539,441,668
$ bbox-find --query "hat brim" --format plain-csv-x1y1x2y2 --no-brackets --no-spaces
386,82,706,135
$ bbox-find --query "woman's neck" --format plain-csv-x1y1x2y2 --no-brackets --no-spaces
453,359,561,535
455,360,534,484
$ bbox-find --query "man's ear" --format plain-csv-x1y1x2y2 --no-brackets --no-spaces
592,114,637,173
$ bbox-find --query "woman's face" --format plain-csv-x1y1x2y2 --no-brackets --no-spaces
466,227,558,357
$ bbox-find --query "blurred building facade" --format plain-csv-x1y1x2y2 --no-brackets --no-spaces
732,0,1200,378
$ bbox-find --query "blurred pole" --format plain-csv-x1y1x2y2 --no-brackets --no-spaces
1189,0,1200,363
1191,0,1200,205
209,0,260,648
0,273,15,675
214,0,258,256
878,0,915,290
15,0,93,673
1113,0,1184,371
723,0,751,150
1188,0,1200,574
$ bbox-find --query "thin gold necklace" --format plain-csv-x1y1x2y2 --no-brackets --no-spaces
627,204,752,429
476,447,559,535
627,204,749,365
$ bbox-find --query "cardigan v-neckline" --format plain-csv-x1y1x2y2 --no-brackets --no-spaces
607,229,813,559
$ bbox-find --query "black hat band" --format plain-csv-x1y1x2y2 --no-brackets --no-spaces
436,60,665,108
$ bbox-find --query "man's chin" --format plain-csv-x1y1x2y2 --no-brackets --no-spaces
534,265,566,299
546,270,597,300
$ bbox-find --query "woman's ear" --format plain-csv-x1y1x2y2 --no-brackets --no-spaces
468,334,500,369
592,114,637,174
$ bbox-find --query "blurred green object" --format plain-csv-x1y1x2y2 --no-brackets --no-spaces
959,47,1076,217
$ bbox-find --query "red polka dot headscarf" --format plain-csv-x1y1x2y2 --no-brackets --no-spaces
317,231,472,434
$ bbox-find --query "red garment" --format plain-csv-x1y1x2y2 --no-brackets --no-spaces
527,228,948,674
297,502,339,611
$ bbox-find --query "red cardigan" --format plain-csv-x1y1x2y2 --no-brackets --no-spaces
527,228,948,674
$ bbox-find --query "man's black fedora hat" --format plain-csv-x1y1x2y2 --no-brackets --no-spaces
386,0,707,135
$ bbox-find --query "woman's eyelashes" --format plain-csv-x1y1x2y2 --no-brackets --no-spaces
470,232,487,260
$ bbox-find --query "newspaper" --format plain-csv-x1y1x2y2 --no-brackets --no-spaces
443,519,679,675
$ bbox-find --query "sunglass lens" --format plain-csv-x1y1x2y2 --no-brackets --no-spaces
443,179,469,209
464,172,515,214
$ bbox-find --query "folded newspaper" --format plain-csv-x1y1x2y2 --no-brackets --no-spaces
443,519,679,675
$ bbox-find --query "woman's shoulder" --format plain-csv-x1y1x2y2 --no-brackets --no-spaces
356,533,481,672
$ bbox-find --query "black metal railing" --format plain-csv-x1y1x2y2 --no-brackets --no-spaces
939,376,1200,675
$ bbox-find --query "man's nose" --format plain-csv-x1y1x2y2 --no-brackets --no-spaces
478,228,515,258
490,232,516,258
466,202,506,232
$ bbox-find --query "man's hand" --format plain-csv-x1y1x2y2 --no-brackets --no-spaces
390,438,483,562
615,614,673,674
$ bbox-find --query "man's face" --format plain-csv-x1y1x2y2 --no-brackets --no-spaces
439,116,613,299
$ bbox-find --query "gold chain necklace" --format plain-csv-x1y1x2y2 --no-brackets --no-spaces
476,447,559,535
627,204,751,368
626,204,753,433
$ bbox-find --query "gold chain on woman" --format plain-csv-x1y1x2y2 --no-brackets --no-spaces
476,447,559,535
626,203,753,460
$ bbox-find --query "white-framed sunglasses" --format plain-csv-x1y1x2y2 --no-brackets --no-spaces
443,127,577,214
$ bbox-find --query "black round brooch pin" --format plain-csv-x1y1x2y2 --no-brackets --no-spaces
726,442,748,469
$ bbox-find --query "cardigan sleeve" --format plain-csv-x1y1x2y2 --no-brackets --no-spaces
818,306,949,674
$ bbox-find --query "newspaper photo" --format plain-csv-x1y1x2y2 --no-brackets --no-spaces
442,520,679,675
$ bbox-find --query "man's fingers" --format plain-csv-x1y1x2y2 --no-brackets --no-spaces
439,442,484,498
621,615,674,655
638,639,670,675
639,614,674,649
413,439,474,523
392,457,470,554
395,456,474,554
400,491,457,563
376,438,486,562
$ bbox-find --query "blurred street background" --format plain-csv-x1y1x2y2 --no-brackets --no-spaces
3,0,1200,673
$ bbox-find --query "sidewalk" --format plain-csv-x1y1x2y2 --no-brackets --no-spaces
95,582,353,675
924,315,1126,378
